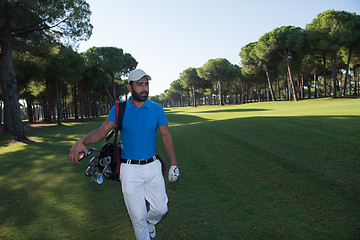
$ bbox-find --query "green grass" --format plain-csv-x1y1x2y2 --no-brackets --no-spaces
1,97,360,239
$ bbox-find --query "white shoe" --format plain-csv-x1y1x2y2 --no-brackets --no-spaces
148,222,156,239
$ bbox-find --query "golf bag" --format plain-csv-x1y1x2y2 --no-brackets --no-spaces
99,100,126,181
83,101,125,183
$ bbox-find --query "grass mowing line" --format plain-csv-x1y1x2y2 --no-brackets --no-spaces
1,98,359,239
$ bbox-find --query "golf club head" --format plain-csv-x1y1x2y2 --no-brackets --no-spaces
85,166,96,176
91,172,103,184
103,165,113,178
89,156,97,167
99,156,111,167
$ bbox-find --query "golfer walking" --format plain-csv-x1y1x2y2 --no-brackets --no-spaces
69,69,179,240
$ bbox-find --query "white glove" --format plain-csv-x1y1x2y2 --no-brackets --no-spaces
168,165,179,182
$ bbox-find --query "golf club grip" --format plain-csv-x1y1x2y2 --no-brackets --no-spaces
77,149,92,161
78,152,86,161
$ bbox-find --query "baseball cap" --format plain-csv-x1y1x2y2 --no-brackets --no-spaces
127,69,151,83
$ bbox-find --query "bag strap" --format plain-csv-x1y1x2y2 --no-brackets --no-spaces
113,101,126,144
105,101,126,142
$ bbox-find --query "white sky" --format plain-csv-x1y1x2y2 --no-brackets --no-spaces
77,0,360,96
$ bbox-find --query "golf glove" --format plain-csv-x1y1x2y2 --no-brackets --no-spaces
168,165,179,182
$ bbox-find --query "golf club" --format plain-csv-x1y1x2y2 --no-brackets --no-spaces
91,172,103,184
77,149,93,161
103,165,112,178
99,156,111,166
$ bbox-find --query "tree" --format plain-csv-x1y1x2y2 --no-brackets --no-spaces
13,48,45,123
306,10,359,98
240,42,276,101
256,26,305,101
83,47,137,102
0,0,92,141
48,45,85,124
170,79,186,106
198,58,235,105
179,68,205,107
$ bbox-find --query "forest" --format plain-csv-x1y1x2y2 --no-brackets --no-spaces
0,1,359,141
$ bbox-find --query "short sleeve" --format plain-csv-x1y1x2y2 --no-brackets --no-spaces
107,105,116,123
156,104,168,127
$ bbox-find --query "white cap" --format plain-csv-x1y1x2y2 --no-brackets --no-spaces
127,69,151,83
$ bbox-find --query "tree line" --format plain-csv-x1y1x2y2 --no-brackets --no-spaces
150,10,360,108
0,4,359,141
0,0,138,141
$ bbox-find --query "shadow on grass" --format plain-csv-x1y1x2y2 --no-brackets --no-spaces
1,113,359,239
197,108,270,114
0,119,132,239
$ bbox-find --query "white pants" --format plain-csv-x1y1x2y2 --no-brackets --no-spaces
120,159,168,240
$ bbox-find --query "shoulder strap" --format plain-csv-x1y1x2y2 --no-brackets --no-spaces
113,101,126,144
105,101,126,142
115,101,126,131
115,101,120,125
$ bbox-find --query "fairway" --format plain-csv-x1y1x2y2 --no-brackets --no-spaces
0,98,359,239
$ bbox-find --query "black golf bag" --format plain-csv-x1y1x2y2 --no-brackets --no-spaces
84,101,126,183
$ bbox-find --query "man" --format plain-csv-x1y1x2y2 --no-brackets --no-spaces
69,69,179,240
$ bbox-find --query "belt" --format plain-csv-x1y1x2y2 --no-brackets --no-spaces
120,155,158,165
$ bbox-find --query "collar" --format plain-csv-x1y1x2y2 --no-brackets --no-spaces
127,97,150,109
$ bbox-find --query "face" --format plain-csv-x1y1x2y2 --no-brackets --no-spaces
128,76,149,102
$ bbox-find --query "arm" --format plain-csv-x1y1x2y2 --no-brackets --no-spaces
158,123,177,166
69,119,115,164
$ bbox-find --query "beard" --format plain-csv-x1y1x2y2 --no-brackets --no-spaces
131,88,149,102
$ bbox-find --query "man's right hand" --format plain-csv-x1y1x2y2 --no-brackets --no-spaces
68,119,116,164
69,140,88,164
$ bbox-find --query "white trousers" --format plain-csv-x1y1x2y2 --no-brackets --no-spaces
120,159,168,240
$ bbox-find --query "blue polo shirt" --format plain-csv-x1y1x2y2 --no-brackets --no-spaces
107,98,169,160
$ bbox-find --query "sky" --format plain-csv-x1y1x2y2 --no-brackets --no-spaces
77,0,360,96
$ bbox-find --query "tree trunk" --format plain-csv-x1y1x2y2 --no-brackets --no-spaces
0,101,2,126
218,80,224,105
56,78,62,125
0,19,27,141
264,65,276,101
2,97,13,131
80,89,84,120
349,68,352,95
354,67,358,95
330,51,338,98
314,74,317,98
73,83,79,119
300,75,304,99
112,75,116,100
26,97,34,123
44,80,53,122
103,78,114,102
192,87,197,107
343,46,352,96
284,52,297,101
322,55,327,97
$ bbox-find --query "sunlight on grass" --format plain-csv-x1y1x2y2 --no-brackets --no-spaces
0,142,27,153
165,97,360,125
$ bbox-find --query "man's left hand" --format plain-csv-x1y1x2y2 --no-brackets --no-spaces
168,165,179,182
